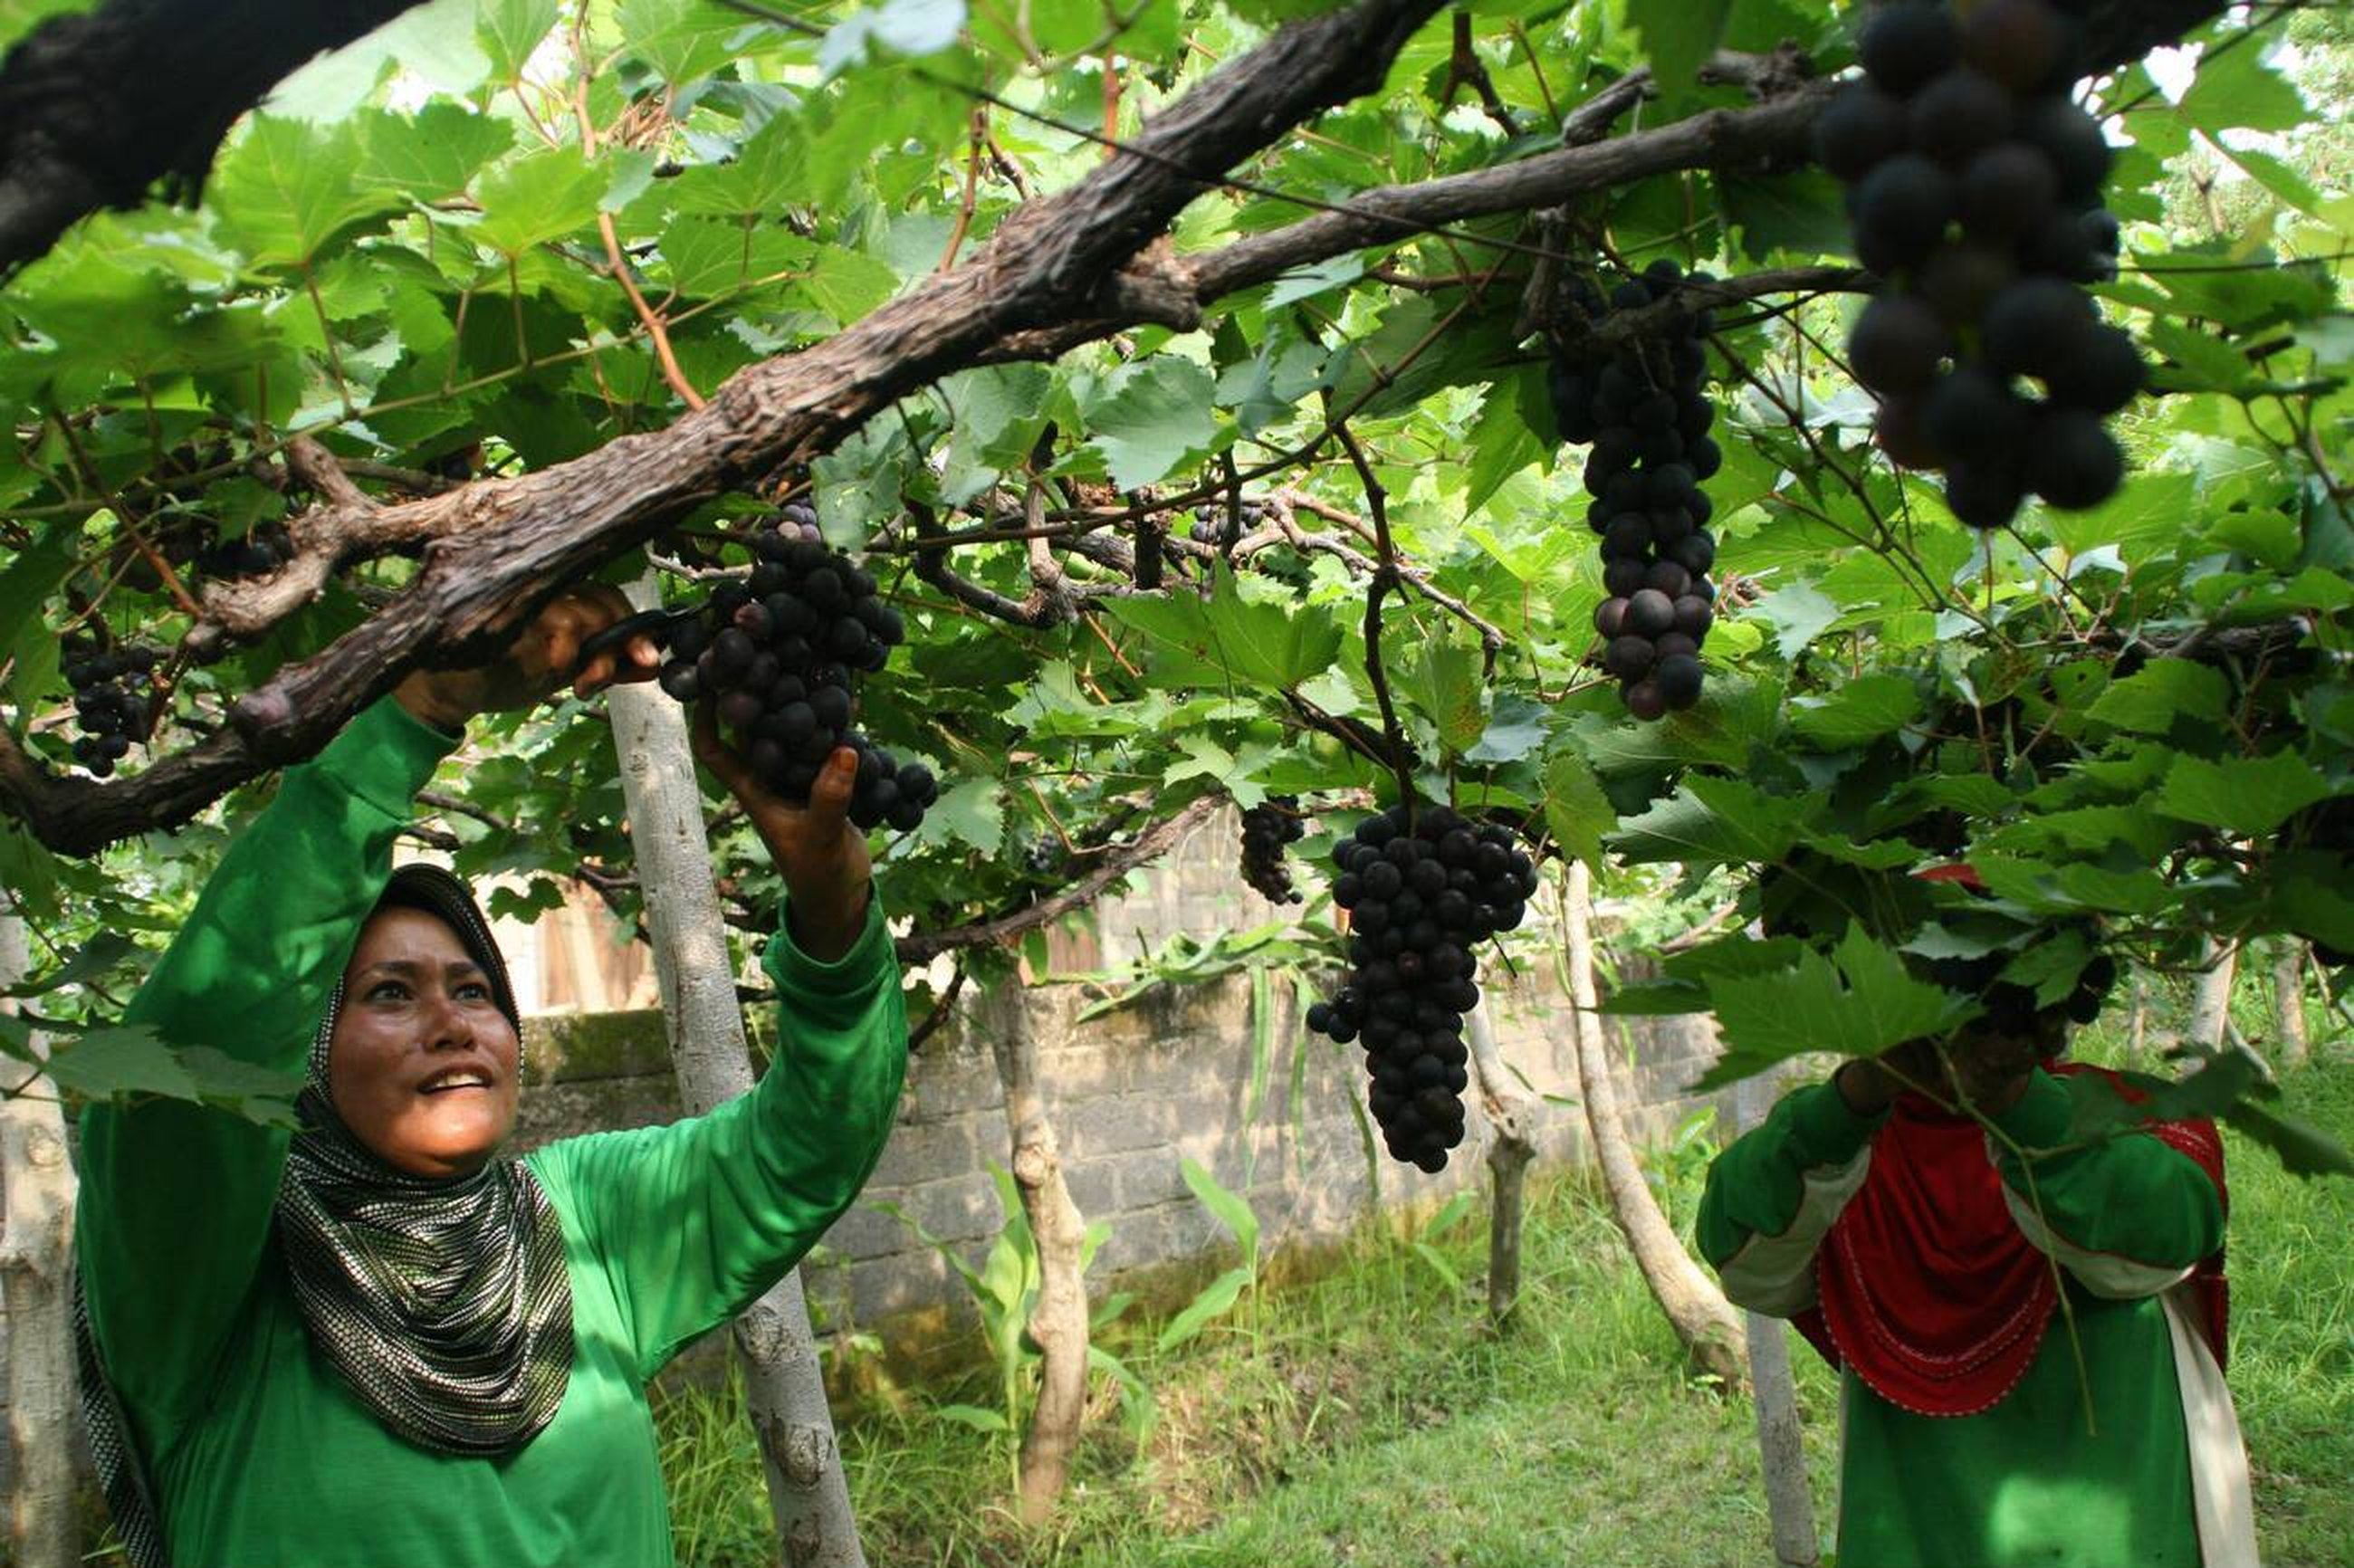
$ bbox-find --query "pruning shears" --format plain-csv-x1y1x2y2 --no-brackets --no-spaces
569,607,698,679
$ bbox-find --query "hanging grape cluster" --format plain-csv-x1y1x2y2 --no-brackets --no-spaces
1187,497,1266,547
1306,805,1541,1171
646,504,940,833
118,515,297,595
1239,798,1306,904
62,640,158,778
1822,0,2143,528
1549,263,1723,722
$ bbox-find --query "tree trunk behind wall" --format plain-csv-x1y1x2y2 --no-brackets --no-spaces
1465,1002,1534,1328
1732,1072,1820,1568
988,993,1090,1524
0,901,78,1568
2272,942,2309,1071
606,597,868,1568
1561,863,1748,1391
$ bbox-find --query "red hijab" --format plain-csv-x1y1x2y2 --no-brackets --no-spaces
1792,1063,2229,1416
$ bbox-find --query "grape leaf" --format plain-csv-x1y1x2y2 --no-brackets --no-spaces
210,115,401,269
1696,926,1976,1089
1085,358,1219,491
2155,751,2333,837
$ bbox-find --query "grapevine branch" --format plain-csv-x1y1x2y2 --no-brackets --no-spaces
0,0,1456,853
895,796,1221,964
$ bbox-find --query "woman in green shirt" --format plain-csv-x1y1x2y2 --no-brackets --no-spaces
1699,951,2258,1568
75,589,910,1567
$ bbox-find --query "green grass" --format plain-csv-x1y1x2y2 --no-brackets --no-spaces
656,1057,2354,1568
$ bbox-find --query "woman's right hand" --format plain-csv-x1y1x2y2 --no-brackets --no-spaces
394,585,662,732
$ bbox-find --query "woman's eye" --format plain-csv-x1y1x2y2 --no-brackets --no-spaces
456,981,493,1001
365,980,408,1001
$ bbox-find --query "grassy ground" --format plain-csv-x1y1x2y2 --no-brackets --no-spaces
657,1056,2354,1568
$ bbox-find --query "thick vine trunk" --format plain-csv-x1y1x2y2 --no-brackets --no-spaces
1732,1073,1820,1568
2272,942,2309,1071
1465,1002,1535,1328
0,901,77,1568
605,605,867,1568
987,996,1089,1524
2188,940,2238,1049
1562,863,1748,1391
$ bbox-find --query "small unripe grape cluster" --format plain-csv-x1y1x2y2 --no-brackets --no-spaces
648,504,939,833
1239,798,1307,904
1821,0,2142,528
61,641,158,778
1549,263,1722,721
1306,805,1542,1171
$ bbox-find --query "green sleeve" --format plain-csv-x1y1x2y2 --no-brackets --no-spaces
531,894,907,1380
1696,1080,1881,1272
75,698,456,1437
1986,1069,2225,1285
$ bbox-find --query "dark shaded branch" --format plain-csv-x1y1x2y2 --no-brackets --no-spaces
0,0,430,274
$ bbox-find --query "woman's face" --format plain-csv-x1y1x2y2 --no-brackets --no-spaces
327,906,520,1179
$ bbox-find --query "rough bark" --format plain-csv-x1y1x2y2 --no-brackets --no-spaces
2188,939,2239,1049
1732,1072,1820,1568
604,590,867,1568
1563,862,1748,1391
986,995,1090,1524
0,0,429,274
1465,1001,1535,1328
2272,941,2309,1071
0,901,77,1568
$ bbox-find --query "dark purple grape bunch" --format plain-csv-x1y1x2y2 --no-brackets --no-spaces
1306,804,1542,1172
649,503,939,834
1548,263,1722,722
61,639,158,778
1239,798,1307,904
1822,0,2143,529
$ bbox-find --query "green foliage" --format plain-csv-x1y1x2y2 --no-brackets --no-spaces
0,0,2349,1162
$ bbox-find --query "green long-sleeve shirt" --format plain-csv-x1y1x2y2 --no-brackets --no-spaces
1699,1076,2242,1568
75,697,908,1568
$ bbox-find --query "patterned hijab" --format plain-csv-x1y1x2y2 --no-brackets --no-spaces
81,865,574,1568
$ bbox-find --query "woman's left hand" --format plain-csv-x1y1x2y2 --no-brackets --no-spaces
691,703,872,961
